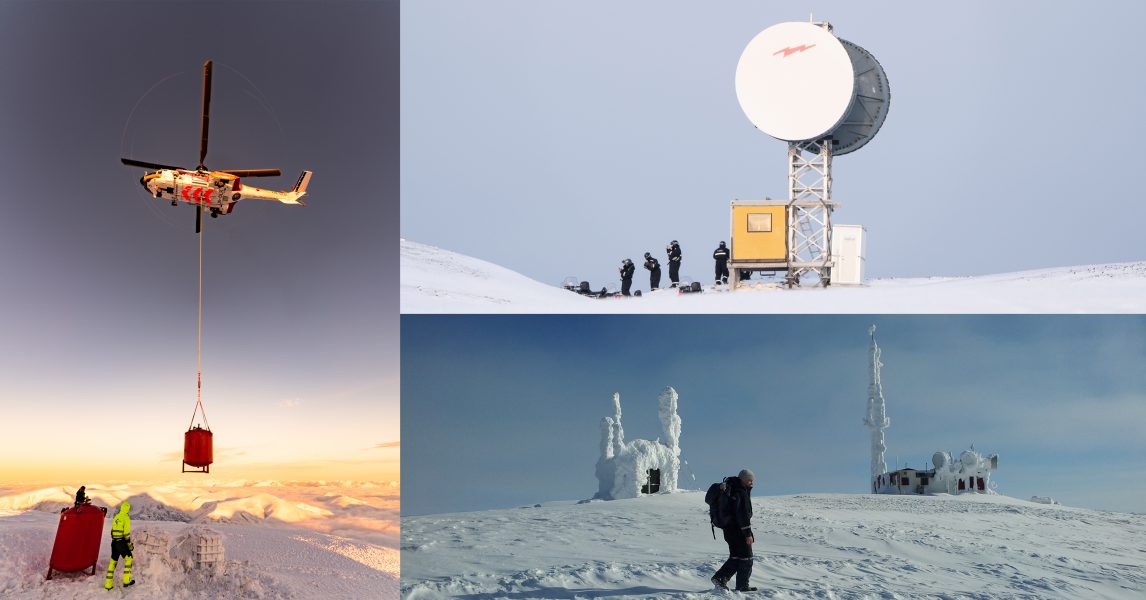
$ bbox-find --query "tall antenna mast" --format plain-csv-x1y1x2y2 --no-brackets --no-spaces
864,325,890,491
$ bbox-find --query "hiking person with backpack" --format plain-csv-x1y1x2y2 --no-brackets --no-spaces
705,468,757,592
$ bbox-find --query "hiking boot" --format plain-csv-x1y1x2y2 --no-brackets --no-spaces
124,581,135,588
735,586,758,592
711,575,730,590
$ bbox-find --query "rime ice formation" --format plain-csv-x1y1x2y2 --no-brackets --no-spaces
932,449,998,494
594,394,623,500
658,388,681,452
594,387,682,500
864,325,890,484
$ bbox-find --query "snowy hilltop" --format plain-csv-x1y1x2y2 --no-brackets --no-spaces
401,491,1146,599
400,239,1146,313
0,480,398,599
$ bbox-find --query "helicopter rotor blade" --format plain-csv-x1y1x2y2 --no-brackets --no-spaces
198,60,213,170
220,169,282,178
121,158,183,171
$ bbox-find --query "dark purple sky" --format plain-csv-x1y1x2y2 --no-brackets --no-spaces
0,1,399,481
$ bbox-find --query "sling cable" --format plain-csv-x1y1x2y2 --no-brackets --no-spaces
183,216,213,473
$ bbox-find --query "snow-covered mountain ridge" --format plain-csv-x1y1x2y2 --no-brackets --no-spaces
401,491,1146,599
401,239,1146,313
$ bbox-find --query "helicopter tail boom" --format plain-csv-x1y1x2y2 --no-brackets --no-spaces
228,170,312,206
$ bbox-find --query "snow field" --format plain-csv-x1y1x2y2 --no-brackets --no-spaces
401,491,1146,599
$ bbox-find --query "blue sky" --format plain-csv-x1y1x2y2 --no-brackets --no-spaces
402,315,1146,515
402,1,1146,288
0,2,398,482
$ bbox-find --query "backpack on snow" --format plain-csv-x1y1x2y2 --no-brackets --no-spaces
704,478,736,537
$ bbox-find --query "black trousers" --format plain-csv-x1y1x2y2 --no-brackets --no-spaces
715,262,729,284
621,277,632,296
110,539,133,561
713,527,752,589
650,268,661,290
669,261,680,285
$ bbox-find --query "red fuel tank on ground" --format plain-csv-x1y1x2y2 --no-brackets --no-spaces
46,504,106,579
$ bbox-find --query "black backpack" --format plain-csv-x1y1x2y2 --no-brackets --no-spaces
704,478,736,532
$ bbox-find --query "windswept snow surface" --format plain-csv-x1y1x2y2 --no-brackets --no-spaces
401,239,1146,313
401,492,1146,599
0,481,398,599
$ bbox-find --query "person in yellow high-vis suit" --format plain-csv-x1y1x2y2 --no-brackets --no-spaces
104,502,135,589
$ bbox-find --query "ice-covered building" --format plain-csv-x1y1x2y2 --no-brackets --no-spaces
593,387,681,500
865,326,999,496
874,449,999,495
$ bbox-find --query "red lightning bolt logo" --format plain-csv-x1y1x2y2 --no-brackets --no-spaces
773,44,816,58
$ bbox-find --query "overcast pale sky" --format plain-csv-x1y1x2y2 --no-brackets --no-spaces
0,1,398,483
401,1,1146,289
402,315,1146,515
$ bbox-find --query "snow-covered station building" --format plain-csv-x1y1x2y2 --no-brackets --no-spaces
874,449,999,495
865,326,999,496
593,387,682,500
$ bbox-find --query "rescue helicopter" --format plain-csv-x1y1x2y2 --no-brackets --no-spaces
121,60,311,233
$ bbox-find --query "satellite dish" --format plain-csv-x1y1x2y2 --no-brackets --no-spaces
735,22,890,151
831,39,891,155
735,22,855,142
932,451,950,469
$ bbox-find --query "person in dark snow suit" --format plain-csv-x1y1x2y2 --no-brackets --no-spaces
74,485,90,506
713,242,730,285
711,469,757,592
643,252,661,290
619,259,635,296
666,241,682,287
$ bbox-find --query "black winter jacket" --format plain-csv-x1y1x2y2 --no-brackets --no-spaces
724,476,753,539
620,262,635,280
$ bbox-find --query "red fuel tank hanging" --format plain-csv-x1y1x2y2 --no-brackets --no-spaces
183,425,213,473
45,504,106,579
183,369,212,473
